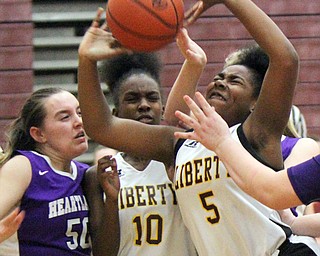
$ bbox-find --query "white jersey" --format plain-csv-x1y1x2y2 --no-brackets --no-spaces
114,153,197,256
174,124,320,256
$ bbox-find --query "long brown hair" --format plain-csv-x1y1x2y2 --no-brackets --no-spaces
0,87,65,165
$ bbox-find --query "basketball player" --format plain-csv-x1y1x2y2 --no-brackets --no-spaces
164,41,320,243
0,88,91,255
173,91,320,233
78,0,319,254
83,40,203,255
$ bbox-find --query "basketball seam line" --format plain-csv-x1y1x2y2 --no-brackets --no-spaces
133,0,178,29
107,7,176,40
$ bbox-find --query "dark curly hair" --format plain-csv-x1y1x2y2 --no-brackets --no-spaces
99,52,163,108
224,43,269,99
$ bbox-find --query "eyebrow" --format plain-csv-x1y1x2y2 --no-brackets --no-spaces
54,106,80,117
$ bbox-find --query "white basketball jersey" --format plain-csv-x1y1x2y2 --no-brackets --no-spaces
174,124,319,255
114,153,197,256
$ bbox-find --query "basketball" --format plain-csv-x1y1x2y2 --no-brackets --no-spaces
106,0,184,52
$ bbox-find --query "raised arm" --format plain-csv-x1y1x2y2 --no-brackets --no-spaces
222,0,299,145
77,8,177,165
163,28,206,127
187,0,299,168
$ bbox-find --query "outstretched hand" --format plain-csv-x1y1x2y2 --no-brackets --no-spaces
78,7,131,62
176,28,207,69
97,155,120,202
174,91,231,151
0,208,25,243
184,0,224,26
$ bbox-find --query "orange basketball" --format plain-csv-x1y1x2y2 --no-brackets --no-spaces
106,0,184,52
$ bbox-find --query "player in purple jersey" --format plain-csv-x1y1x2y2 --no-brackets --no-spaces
0,88,91,255
174,91,320,209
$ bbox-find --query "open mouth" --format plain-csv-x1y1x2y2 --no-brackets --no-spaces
209,91,227,101
75,131,85,139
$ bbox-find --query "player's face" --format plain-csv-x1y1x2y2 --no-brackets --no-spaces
115,74,163,125
38,91,88,160
205,65,257,127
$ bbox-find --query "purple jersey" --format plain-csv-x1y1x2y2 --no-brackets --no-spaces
281,136,300,161
16,150,91,256
288,155,320,205
281,136,300,216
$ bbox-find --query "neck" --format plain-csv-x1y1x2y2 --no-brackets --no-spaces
35,147,72,173
121,152,151,171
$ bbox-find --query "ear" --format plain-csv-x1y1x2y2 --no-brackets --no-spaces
112,108,118,117
161,105,165,120
29,126,47,143
250,102,256,113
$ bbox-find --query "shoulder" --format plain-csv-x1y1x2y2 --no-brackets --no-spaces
290,137,320,159
3,155,31,173
85,165,97,179
285,137,320,168
294,137,320,152
83,165,98,192
1,155,32,191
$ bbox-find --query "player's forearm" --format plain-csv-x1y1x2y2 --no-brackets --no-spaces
214,137,261,194
164,60,203,126
290,214,320,237
214,137,285,208
77,57,113,141
101,198,120,256
90,198,120,256
215,137,303,209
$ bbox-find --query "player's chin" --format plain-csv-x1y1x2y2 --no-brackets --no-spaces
74,141,89,155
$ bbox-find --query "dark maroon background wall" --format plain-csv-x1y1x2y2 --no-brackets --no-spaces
0,0,33,147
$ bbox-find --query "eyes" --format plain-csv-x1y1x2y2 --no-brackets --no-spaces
213,75,244,86
59,109,82,121
124,92,161,104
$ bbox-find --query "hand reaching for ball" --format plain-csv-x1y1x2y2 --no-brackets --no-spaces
184,0,224,26
78,7,131,62
176,28,207,69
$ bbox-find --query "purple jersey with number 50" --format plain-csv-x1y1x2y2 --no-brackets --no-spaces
16,150,91,256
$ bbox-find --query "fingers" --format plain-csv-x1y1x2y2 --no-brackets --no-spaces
101,21,109,31
194,91,214,117
183,93,206,123
176,28,189,55
97,155,117,174
174,92,217,132
175,109,196,130
91,7,104,27
2,208,25,229
174,130,197,140
178,120,191,130
13,210,25,228
184,1,203,26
